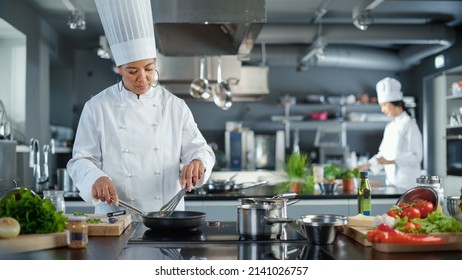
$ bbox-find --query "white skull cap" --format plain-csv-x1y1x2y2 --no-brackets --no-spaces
376,77,403,103
95,0,156,66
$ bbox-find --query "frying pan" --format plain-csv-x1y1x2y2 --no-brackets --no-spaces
118,200,205,231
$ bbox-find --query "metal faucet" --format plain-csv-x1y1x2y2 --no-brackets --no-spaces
29,138,49,193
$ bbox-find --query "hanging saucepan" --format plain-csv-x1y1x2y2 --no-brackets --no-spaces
189,57,211,99
213,57,232,110
118,200,205,231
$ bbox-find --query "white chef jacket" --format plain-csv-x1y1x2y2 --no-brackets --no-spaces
368,111,423,190
67,83,215,214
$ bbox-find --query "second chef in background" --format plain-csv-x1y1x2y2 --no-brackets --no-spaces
67,0,215,214
358,77,423,190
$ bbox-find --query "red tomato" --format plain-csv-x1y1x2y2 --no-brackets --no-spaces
398,202,410,209
400,206,421,220
387,209,399,218
403,222,417,232
414,201,434,218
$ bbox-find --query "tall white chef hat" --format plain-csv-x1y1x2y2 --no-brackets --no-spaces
376,77,403,103
95,0,156,66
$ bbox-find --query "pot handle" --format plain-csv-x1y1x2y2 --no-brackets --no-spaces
273,192,297,199
264,216,296,224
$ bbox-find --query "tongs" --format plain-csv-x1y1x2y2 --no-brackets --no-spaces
158,188,187,217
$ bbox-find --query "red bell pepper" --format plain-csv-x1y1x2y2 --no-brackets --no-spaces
367,223,445,245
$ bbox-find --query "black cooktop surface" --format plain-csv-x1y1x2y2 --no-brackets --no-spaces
127,221,306,244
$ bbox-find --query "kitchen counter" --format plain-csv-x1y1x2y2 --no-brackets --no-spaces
1,221,460,260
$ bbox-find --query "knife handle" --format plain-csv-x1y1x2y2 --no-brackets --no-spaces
107,210,126,217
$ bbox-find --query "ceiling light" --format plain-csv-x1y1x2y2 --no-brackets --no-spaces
353,10,373,31
97,36,111,59
68,10,86,30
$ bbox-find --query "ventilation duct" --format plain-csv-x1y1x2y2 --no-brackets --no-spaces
252,23,455,70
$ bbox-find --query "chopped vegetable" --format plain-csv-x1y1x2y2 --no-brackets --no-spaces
0,188,67,234
86,218,101,224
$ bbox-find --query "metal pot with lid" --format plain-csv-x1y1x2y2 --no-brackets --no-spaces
237,193,297,240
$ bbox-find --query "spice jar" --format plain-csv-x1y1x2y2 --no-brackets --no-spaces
66,215,88,249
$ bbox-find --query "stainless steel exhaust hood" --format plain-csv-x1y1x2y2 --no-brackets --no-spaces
157,54,269,101
152,0,266,57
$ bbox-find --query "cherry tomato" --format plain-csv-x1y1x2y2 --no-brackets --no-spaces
387,209,400,218
398,202,410,209
400,206,421,220
403,222,421,232
414,201,434,218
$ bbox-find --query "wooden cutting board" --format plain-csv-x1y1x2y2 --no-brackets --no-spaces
372,233,462,253
87,214,131,236
0,232,67,254
342,225,373,246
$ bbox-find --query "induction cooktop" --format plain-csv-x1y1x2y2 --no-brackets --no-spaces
127,221,306,244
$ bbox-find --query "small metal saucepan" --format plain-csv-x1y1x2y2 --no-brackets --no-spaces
118,200,205,231
237,193,298,240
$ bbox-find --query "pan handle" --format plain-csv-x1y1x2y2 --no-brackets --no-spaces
117,199,143,215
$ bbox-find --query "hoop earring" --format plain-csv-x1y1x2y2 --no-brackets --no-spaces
152,70,160,88
117,78,124,92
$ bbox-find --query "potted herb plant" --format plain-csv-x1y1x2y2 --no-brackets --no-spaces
320,163,343,193
341,168,359,193
276,152,314,195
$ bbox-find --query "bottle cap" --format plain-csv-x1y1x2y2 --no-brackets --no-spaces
360,171,368,178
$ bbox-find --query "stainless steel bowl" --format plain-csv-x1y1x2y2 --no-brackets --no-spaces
297,214,347,245
445,196,462,222
396,186,439,208
319,182,338,194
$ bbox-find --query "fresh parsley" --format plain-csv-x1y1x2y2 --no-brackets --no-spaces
0,188,67,234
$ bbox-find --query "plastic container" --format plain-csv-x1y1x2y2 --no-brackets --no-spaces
66,215,88,249
43,190,66,213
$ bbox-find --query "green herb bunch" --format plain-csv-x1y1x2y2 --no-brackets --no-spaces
285,152,309,179
0,188,67,234
341,168,360,179
275,152,315,194
323,163,343,181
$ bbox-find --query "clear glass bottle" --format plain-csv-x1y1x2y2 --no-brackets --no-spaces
66,215,88,249
416,175,444,212
43,190,66,213
358,171,372,216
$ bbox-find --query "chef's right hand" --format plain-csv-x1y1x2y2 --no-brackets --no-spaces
92,176,119,205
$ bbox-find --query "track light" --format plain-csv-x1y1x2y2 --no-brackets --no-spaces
97,36,111,59
68,10,86,30
353,10,373,31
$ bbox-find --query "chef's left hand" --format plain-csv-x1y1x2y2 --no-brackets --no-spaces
181,159,205,191
376,156,395,165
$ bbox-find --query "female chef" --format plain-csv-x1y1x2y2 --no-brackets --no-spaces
67,0,215,214
358,77,423,190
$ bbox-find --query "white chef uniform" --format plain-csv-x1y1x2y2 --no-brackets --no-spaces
67,0,215,213
67,84,214,213
368,77,423,190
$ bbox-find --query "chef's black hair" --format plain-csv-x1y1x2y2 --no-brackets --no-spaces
390,100,411,116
